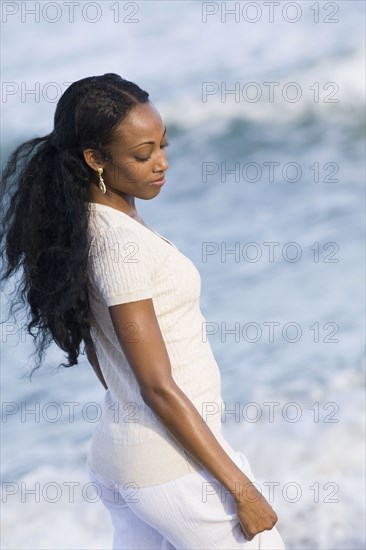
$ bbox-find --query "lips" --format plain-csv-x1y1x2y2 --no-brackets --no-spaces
150,176,165,185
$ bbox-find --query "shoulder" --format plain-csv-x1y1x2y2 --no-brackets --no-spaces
87,225,155,278
89,224,151,254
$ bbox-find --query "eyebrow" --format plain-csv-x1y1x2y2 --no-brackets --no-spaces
129,126,167,150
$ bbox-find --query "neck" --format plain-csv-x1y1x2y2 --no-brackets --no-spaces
89,183,138,216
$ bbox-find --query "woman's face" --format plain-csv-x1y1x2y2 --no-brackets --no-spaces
93,101,169,202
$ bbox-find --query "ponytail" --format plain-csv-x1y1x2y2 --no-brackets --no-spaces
0,73,150,380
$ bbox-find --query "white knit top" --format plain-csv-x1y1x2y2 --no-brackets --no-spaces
85,202,235,487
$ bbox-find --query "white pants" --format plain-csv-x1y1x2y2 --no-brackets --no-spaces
87,450,286,550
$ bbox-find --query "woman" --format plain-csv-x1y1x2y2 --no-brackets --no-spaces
0,74,286,550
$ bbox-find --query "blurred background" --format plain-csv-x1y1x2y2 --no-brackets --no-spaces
1,1,365,548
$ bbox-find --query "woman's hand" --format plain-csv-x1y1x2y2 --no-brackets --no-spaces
234,483,278,541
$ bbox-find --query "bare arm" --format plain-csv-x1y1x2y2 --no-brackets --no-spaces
109,299,278,540
108,298,258,503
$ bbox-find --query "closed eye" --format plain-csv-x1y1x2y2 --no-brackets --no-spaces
135,142,170,163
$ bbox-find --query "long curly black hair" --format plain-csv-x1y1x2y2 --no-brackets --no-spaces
0,73,150,381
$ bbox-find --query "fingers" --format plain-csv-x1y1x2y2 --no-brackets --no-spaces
240,525,255,542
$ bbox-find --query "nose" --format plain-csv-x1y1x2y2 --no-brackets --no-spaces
154,151,169,173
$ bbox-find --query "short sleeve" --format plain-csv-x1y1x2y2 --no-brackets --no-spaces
88,226,154,307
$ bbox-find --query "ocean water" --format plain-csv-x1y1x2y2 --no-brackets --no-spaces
1,1,365,549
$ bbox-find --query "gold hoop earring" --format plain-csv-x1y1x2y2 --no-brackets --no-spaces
97,167,106,194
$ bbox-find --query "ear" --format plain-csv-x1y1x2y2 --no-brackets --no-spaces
83,149,103,171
